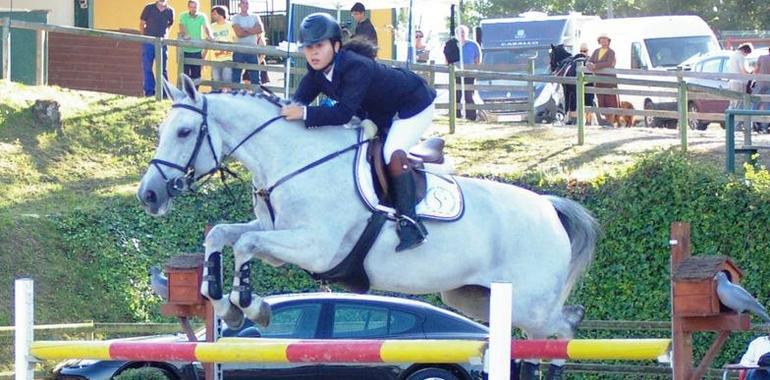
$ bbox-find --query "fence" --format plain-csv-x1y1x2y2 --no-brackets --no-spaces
3,319,768,378
3,19,770,166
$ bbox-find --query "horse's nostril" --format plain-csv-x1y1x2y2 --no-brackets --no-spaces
144,190,158,204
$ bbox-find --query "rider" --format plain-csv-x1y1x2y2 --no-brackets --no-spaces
280,13,436,252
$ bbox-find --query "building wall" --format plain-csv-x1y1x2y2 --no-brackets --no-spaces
0,0,74,26
48,33,143,96
370,9,392,59
93,0,212,91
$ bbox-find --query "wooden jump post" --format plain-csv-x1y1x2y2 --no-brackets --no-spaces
670,221,752,380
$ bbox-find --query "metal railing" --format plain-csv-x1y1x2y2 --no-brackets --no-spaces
3,18,770,160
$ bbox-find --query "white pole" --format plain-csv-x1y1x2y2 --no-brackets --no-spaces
456,0,466,119
283,0,293,97
14,278,34,380
487,282,512,380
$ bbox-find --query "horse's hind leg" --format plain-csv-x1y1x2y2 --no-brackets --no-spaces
440,285,491,323
203,220,264,329
538,305,585,380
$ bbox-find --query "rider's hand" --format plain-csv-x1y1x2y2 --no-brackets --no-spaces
281,104,304,120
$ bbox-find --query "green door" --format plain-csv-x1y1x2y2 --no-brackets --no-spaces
74,0,90,28
0,10,48,85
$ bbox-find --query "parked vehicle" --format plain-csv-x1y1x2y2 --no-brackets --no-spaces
53,293,489,380
679,49,764,130
477,12,599,122
580,15,721,127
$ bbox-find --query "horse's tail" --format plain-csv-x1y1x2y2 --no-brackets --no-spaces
545,195,601,305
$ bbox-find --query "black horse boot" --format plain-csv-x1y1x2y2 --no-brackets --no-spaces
388,150,427,252
519,360,539,380
544,364,564,380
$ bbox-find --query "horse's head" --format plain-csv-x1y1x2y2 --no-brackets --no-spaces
137,76,225,216
549,44,571,73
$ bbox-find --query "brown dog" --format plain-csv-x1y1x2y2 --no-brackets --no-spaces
619,101,635,127
607,101,635,127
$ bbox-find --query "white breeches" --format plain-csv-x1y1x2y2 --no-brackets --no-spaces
383,103,435,164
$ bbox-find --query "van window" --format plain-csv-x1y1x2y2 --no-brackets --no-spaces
631,42,644,69
644,36,719,68
700,58,722,73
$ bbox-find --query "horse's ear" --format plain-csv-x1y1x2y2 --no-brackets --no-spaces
180,74,198,103
163,78,186,102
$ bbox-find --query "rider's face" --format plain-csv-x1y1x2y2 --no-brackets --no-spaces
304,40,337,71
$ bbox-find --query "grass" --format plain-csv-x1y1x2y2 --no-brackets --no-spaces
1,81,167,327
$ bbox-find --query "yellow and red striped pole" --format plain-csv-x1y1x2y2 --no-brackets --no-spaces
30,338,670,363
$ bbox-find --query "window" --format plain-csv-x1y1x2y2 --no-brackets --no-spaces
644,36,719,68
260,303,321,339
700,58,722,73
332,305,419,338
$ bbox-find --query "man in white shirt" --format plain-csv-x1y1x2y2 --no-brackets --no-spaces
231,0,264,85
740,335,770,380
727,43,753,111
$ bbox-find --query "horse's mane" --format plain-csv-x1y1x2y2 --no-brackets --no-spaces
225,86,289,108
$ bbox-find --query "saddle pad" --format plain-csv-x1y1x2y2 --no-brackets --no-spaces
353,132,464,222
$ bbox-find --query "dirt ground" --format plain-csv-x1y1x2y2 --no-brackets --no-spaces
427,117,770,179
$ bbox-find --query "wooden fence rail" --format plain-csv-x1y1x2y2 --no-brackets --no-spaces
2,19,770,160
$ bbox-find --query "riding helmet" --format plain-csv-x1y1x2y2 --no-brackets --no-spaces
299,13,342,47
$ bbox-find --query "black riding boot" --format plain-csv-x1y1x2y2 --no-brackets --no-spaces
388,150,427,252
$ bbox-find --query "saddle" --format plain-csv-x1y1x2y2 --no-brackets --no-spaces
366,137,447,207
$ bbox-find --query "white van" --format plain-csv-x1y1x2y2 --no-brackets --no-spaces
477,12,599,122
580,16,721,126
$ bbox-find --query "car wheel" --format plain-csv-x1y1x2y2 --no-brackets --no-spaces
687,103,708,130
406,367,460,380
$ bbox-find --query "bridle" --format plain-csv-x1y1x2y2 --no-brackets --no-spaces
149,96,282,198
148,92,368,224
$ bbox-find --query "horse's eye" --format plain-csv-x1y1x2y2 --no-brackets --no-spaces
177,128,193,138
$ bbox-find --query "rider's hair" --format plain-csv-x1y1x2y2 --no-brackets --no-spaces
342,37,378,59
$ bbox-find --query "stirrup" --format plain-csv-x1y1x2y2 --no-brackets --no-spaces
397,214,427,236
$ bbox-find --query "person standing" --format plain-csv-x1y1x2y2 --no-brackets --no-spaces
415,30,430,63
587,33,619,126
179,0,212,88
753,47,770,131
350,2,377,46
139,0,174,97
454,25,481,121
209,6,236,91
727,43,753,110
231,0,264,85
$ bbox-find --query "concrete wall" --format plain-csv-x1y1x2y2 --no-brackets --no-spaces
0,0,74,26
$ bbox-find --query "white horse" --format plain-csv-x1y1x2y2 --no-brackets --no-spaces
137,77,599,350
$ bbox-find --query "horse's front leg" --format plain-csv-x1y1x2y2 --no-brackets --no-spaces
202,220,264,329
230,228,336,326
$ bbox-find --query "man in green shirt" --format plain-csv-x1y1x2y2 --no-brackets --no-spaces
179,0,212,87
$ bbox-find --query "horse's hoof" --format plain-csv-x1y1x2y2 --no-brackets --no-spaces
222,303,245,330
563,304,585,328
253,301,272,328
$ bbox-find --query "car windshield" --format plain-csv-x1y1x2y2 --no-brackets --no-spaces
645,36,718,68
483,47,552,74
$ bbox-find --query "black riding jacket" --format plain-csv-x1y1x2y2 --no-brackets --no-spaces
293,49,436,131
